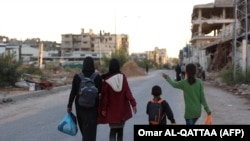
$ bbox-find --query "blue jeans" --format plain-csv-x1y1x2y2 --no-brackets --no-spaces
185,118,198,125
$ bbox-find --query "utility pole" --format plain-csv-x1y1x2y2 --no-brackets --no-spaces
98,37,102,66
38,42,43,69
114,0,117,51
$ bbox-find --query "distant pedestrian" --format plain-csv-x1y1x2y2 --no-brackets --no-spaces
145,64,149,74
196,63,206,81
181,63,186,79
162,63,211,125
146,85,176,125
98,58,137,141
67,56,102,141
175,64,181,81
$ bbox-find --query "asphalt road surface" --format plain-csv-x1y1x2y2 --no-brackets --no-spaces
0,69,249,141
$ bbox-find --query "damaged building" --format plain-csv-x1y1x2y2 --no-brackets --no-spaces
182,0,250,73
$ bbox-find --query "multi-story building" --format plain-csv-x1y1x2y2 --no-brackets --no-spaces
130,47,168,67
130,53,147,62
61,28,129,60
0,36,8,43
184,0,234,71
97,31,129,56
1,27,130,67
232,0,250,73
146,47,168,65
61,29,95,53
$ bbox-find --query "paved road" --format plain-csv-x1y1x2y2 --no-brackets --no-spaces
203,82,250,125
0,69,249,141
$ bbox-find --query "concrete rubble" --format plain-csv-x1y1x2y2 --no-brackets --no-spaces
205,72,250,98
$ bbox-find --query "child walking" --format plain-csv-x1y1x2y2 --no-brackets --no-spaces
162,63,211,125
146,85,176,125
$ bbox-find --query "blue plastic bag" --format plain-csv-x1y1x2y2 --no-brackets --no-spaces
57,112,78,136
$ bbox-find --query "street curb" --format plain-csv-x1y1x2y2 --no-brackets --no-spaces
4,85,72,102
3,76,138,102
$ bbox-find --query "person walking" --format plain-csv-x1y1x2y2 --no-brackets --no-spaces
175,64,181,81
162,63,211,125
67,56,102,141
98,58,137,141
181,63,186,79
146,85,176,125
145,64,149,74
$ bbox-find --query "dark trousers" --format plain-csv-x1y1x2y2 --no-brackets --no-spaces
109,128,123,141
76,105,98,141
176,72,181,81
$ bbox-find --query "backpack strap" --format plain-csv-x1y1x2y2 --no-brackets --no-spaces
89,72,98,81
77,72,85,80
78,72,98,80
150,98,164,104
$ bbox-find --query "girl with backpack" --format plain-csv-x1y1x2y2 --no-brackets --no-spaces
67,56,102,141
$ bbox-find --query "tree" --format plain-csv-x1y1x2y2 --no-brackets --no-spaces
0,51,23,87
111,47,129,66
100,47,129,73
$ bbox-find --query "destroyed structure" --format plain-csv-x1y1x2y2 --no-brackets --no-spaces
181,0,250,73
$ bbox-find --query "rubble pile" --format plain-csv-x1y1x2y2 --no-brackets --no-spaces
121,60,146,77
227,84,250,96
47,72,75,87
204,72,250,98
0,68,76,97
0,60,146,97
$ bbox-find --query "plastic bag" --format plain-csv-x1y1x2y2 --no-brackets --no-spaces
204,114,212,125
57,112,78,136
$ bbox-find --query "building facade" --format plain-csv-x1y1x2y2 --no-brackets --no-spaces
181,0,235,71
61,28,130,59
131,47,168,66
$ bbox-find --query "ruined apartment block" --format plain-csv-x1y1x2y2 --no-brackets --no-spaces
188,0,234,71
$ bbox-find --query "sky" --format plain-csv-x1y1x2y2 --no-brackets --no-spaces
0,0,214,58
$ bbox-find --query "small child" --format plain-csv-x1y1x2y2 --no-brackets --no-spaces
146,85,176,125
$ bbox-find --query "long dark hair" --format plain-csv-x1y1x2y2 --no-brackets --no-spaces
186,63,196,85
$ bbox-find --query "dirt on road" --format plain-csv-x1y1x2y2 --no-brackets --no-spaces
202,82,250,125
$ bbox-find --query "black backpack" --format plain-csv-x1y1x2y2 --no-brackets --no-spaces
77,72,98,108
148,98,164,125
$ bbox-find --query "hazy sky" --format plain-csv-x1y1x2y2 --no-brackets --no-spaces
0,0,214,57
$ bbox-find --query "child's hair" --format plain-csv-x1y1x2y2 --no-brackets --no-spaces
151,85,162,96
186,63,196,85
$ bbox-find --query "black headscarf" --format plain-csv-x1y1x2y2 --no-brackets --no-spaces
82,56,95,73
102,58,121,79
109,58,120,74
